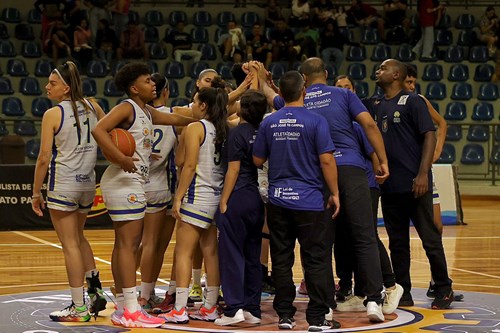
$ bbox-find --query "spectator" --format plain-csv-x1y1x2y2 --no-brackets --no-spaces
35,0,66,44
116,19,148,61
246,23,273,68
412,0,444,60
294,23,320,60
332,5,348,28
265,0,285,29
83,0,110,43
288,0,311,28
217,20,246,63
319,21,350,73
72,17,93,70
111,0,130,40
65,0,86,31
311,0,335,28
46,19,72,64
346,0,379,28
379,0,410,41
95,18,116,64
270,19,296,64
166,21,202,63
478,6,499,57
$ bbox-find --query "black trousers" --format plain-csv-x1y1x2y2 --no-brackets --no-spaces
381,191,453,294
267,203,331,325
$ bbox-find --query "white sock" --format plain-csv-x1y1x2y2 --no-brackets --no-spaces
192,269,202,286
71,286,85,307
123,287,138,312
175,287,189,311
168,281,176,295
204,286,219,309
116,293,125,312
85,269,99,279
141,282,154,301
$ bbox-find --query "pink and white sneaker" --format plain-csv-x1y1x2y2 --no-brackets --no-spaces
110,310,124,326
158,306,190,324
189,305,220,322
120,307,165,328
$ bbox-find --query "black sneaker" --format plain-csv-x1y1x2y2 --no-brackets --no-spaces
278,317,296,329
335,287,352,302
431,290,454,309
308,319,338,332
427,282,464,301
398,291,414,306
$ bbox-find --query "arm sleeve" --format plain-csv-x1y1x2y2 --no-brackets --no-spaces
315,117,335,154
273,95,285,110
410,94,436,134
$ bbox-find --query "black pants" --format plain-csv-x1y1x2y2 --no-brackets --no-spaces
381,191,453,294
267,203,331,325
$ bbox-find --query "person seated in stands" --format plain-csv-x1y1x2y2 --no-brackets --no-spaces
246,23,273,68
265,0,285,29
270,18,296,65
116,19,148,61
72,18,93,71
346,0,380,29
311,0,335,28
332,5,348,28
165,20,202,63
46,18,72,64
288,0,311,28
319,20,350,73
478,6,499,57
95,18,116,64
217,20,246,63
293,23,320,61
378,0,410,42
35,0,66,45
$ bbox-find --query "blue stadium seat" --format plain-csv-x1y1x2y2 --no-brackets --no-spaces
461,144,485,165
21,41,42,58
347,63,366,80
373,85,384,97
198,43,217,60
469,46,489,63
214,27,228,42
144,26,159,43
437,143,456,164
1,8,21,23
112,60,128,76
14,120,37,136
491,145,500,165
435,29,452,46
171,98,190,107
168,79,179,98
478,83,499,101
467,125,489,142
339,27,355,43
216,62,233,80
325,64,337,81
0,22,8,39
15,23,35,40
410,14,419,28
145,10,164,26
20,77,41,95
346,46,366,61
2,97,24,116
190,61,209,79
95,98,110,113
35,59,55,77
149,43,167,60
86,60,107,78
396,44,415,62
217,11,236,27
241,12,260,28
472,102,494,121
128,11,139,24
185,80,196,98
361,28,379,44
436,14,452,29
7,59,28,76
422,64,443,81
451,82,472,100
168,11,187,26
269,62,287,79
370,44,391,61
0,77,14,94
28,9,42,24
31,97,52,117
26,139,41,160
191,27,209,43
0,120,8,136
354,81,369,99
0,40,15,57
165,61,185,79
446,124,462,141
103,79,124,97
146,60,159,75
444,45,465,63
82,77,97,96
193,11,212,27
448,64,469,81
457,29,478,46
455,14,476,29
425,82,446,100
444,102,466,121
496,126,500,142
474,64,494,82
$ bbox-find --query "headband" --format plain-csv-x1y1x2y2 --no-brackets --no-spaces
53,68,69,87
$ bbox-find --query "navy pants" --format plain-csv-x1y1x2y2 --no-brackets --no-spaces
217,186,265,317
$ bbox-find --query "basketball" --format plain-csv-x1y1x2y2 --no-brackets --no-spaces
109,128,135,157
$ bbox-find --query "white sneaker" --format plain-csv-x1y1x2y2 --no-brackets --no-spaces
336,295,366,312
243,310,261,324
325,307,334,321
383,283,404,314
366,301,384,323
214,309,244,326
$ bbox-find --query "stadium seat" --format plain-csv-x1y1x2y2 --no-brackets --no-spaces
451,82,472,100
370,44,391,61
429,100,439,113
241,12,260,28
20,77,42,95
467,125,490,142
325,64,337,80
168,79,179,98
190,61,209,79
31,97,52,117
448,64,469,81
15,23,35,40
191,27,209,43
435,29,452,46
472,102,494,121
478,83,499,101
82,77,97,96
128,10,139,24
444,45,465,63
491,145,500,165
444,102,466,121
185,79,196,98
21,41,42,58
26,139,41,160
346,46,366,61
469,46,489,63
361,28,379,44
103,79,124,97
0,77,14,94
112,60,128,76
0,120,8,136
171,98,190,107
0,40,15,57
496,126,500,142
436,14,451,29
216,62,233,80
425,82,446,100
146,60,159,75
193,11,212,27
198,43,217,60
168,11,188,26
149,43,167,60
455,14,476,29
437,143,456,164
269,62,287,79
461,144,485,165
28,9,42,24
457,29,478,46
145,10,163,26
7,59,28,76
339,27,355,43
214,27,228,42
474,64,494,82
446,124,462,141
95,98,110,113
396,44,415,62
14,120,37,136
347,63,366,80
144,26,159,43
422,64,443,81
86,60,107,78
34,59,55,77
217,11,236,27
165,61,185,79
410,14,419,28
354,81,369,99
1,8,21,23
0,22,8,39
373,85,384,97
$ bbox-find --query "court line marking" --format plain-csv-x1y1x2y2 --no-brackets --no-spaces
412,258,500,279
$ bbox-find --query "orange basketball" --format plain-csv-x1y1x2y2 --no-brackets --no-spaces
109,128,135,157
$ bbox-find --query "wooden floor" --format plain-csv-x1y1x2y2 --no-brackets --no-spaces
1,197,500,298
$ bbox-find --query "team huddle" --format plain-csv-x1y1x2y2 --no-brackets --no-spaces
31,57,457,332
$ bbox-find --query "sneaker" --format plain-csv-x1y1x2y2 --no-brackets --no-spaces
214,309,245,326
150,292,164,306
138,297,156,313
88,288,107,317
336,295,366,312
335,287,352,302
399,291,414,306
121,307,165,328
110,284,117,298
366,301,384,323
189,305,220,321
308,319,336,332
110,310,124,326
153,292,175,314
262,280,276,294
427,283,464,301
201,273,207,287
49,303,91,322
431,290,454,310
382,283,404,314
158,307,189,324
189,284,203,302
325,307,334,321
278,316,296,329
243,310,261,324
297,279,308,295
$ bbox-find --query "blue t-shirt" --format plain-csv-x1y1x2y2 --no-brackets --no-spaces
253,106,335,211
371,90,435,193
227,122,259,191
274,84,368,169
353,122,378,190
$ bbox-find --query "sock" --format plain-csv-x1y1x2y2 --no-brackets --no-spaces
168,281,176,295
141,282,154,301
71,286,85,307
116,293,125,312
192,269,202,286
123,287,138,313
175,287,189,311
204,286,219,309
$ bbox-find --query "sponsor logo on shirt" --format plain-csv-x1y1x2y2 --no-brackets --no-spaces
393,111,401,123
273,187,300,200
397,95,409,105
76,174,91,183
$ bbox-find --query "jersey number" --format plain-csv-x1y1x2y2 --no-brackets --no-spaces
152,128,163,153
74,118,90,145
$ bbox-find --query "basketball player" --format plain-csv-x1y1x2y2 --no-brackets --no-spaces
32,61,107,322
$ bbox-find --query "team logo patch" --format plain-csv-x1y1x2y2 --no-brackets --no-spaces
398,95,409,105
393,111,401,123
382,119,388,133
127,193,138,204
143,127,150,136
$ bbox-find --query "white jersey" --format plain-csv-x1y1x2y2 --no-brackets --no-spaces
48,99,98,191
183,119,224,206
145,105,177,192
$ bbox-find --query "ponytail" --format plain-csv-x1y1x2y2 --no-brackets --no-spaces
197,87,228,145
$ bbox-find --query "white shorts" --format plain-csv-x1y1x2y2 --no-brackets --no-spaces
179,202,217,229
47,190,95,213
145,190,172,214
431,168,440,205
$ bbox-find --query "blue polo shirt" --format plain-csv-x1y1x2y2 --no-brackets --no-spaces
372,90,435,193
227,122,259,191
353,122,378,190
274,84,368,169
253,106,335,211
